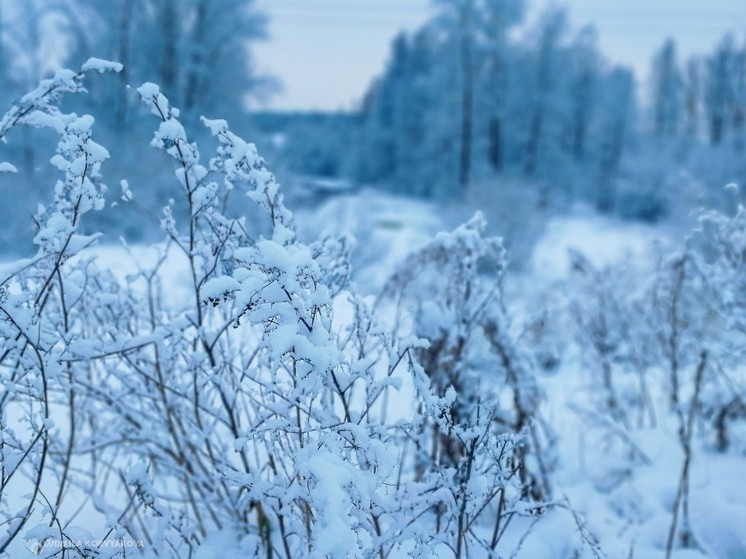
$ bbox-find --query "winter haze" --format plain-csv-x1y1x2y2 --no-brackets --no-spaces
1,1,745,558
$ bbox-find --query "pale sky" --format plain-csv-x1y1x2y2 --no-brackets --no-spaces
252,0,746,111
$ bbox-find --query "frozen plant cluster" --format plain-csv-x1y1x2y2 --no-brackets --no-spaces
0,63,556,559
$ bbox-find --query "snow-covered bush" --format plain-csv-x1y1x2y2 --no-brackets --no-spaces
560,200,746,557
0,60,124,557
689,204,746,452
381,214,553,516
0,65,564,559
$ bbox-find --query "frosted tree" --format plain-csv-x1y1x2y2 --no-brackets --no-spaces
477,0,525,171
651,39,684,137
56,0,138,129
595,67,635,212
358,26,459,198
1,0,59,90
61,0,268,126
356,33,413,187
433,0,479,190
387,31,441,196
355,0,635,205
731,40,746,151
567,26,600,161
704,34,738,146
523,6,568,177
683,57,703,138
0,0,70,179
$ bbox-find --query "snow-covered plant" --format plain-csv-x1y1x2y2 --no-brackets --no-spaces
561,205,746,556
568,251,661,434
647,251,711,412
9,60,721,558
379,214,554,555
688,204,746,452
641,246,711,558
0,59,123,556
3,76,544,558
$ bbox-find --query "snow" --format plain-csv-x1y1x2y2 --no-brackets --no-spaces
2,62,743,557
2,187,745,558
200,116,228,136
137,82,171,117
22,110,66,133
296,449,366,558
154,118,188,146
201,275,242,304
83,139,110,162
530,204,673,282
296,189,443,292
120,179,133,201
80,57,123,74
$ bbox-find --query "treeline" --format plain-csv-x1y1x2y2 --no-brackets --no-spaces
356,1,634,210
652,36,746,148
1,0,745,239
0,0,269,252
0,0,268,126
292,1,746,219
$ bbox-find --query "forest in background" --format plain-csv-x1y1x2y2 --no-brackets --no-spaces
0,0,745,258
276,1,746,223
0,0,270,251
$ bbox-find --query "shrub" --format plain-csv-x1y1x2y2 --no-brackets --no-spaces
0,63,549,559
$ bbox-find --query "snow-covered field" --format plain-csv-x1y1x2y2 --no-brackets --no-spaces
3,185,744,558
529,204,674,282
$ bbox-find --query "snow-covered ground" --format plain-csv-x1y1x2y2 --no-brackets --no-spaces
3,191,743,558
530,204,675,282
295,189,444,292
